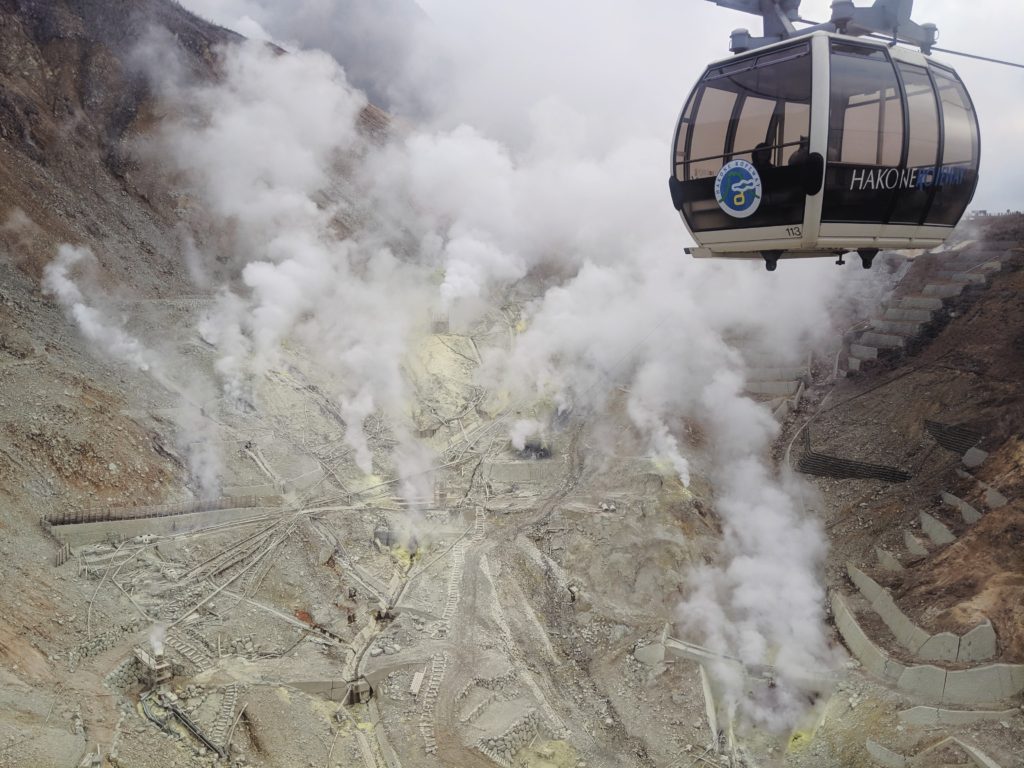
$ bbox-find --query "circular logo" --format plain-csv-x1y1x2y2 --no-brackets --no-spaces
714,159,763,218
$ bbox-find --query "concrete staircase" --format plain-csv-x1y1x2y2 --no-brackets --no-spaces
740,350,811,420
841,244,1017,375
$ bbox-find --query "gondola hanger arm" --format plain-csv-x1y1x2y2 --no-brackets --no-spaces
708,0,938,54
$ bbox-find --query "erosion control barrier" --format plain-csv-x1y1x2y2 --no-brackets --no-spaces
223,467,325,498
797,452,910,482
898,706,1020,727
44,496,279,526
482,457,566,485
832,591,1024,705
43,500,281,547
924,420,984,455
846,564,997,662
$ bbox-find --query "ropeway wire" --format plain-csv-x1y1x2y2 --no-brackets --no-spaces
792,18,1024,70
923,46,1024,71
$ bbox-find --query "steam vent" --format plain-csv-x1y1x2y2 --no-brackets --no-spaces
0,1,1021,767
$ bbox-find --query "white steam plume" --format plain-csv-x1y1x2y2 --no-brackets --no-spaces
509,418,544,452
487,258,842,728
683,371,839,729
42,244,223,499
43,245,161,374
141,39,436,489
142,4,889,728
149,623,166,657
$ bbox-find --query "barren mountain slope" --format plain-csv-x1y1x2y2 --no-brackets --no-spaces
804,240,1024,659
0,2,1021,767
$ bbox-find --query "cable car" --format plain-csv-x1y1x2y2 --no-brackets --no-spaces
670,1,980,270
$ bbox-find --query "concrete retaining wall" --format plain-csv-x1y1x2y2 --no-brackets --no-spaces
867,736,1006,768
51,505,276,547
282,467,324,493
288,679,349,702
833,592,907,681
866,739,906,768
483,458,565,484
920,512,956,545
223,467,324,497
222,483,279,497
942,492,981,523
898,706,1019,727
476,709,540,767
45,495,276,525
982,485,1008,510
846,564,996,662
903,531,929,556
874,547,904,572
831,591,1024,705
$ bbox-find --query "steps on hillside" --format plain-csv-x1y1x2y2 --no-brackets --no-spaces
897,295,944,310
882,306,933,322
839,244,1016,376
922,281,968,298
737,347,809,420
934,270,988,284
920,512,957,546
870,318,924,335
860,331,906,348
746,379,801,397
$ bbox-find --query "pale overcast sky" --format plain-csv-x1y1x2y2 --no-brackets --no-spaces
180,0,1023,213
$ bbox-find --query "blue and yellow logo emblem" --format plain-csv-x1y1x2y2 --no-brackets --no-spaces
714,159,763,219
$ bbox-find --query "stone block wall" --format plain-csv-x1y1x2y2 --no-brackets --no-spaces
477,710,541,766
846,564,997,662
832,591,1024,705
104,656,142,691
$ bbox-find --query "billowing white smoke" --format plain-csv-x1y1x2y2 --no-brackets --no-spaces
487,265,842,730
149,623,166,656
133,3,878,728
177,0,429,110
508,418,544,452
687,372,839,729
42,244,223,499
43,245,162,374
141,40,439,486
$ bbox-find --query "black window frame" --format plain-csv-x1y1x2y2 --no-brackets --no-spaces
670,40,814,233
923,62,981,225
821,41,980,228
676,41,812,182
822,40,911,225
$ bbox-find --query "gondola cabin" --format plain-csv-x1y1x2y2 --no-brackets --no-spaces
669,32,979,269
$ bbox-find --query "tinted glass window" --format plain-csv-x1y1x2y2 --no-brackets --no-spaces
684,87,736,179
827,44,903,165
781,101,810,165
678,42,811,181
889,64,941,224
733,96,776,159
934,69,977,165
900,64,939,167
926,67,980,225
671,43,811,231
822,43,904,223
